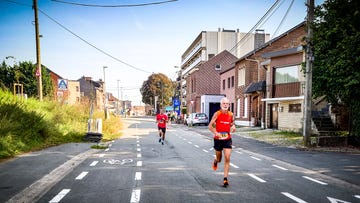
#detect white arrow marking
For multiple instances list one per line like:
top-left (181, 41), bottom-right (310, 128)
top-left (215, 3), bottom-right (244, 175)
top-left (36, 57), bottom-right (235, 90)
top-left (327, 197), bottom-right (351, 203)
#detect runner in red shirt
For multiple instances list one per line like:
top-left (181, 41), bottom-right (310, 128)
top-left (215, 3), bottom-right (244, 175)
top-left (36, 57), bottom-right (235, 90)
top-left (156, 109), bottom-right (168, 145)
top-left (208, 97), bottom-right (236, 187)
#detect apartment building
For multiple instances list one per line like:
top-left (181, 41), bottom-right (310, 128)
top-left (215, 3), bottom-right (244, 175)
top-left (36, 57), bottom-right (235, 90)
top-left (180, 28), bottom-right (269, 114)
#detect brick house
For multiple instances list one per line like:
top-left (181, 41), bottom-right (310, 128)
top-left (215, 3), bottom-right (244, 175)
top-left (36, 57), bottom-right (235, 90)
top-left (231, 22), bottom-right (306, 129)
top-left (186, 50), bottom-right (238, 114)
top-left (78, 76), bottom-right (105, 110)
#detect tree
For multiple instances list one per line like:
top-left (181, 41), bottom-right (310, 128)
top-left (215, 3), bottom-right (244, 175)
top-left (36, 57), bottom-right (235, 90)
top-left (140, 73), bottom-right (174, 111)
top-left (0, 60), bottom-right (54, 98)
top-left (312, 0), bottom-right (360, 136)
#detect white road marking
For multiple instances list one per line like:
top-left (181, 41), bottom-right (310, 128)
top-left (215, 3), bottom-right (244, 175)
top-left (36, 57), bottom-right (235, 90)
top-left (188, 141), bottom-right (192, 144)
top-left (194, 145), bottom-right (199, 148)
top-left (137, 148), bottom-right (141, 152)
top-left (327, 197), bottom-right (351, 203)
top-left (137, 153), bottom-right (142, 158)
top-left (137, 144), bottom-right (140, 147)
top-left (108, 144), bottom-right (112, 147)
top-left (135, 172), bottom-right (142, 180)
top-left (49, 189), bottom-right (71, 203)
top-left (89, 161), bottom-right (98, 166)
top-left (105, 148), bottom-right (109, 152)
top-left (355, 195), bottom-right (360, 199)
top-left (75, 171), bottom-right (88, 180)
top-left (272, 164), bottom-right (288, 171)
top-left (230, 163), bottom-right (239, 168)
top-left (137, 140), bottom-right (140, 143)
top-left (281, 192), bottom-right (308, 203)
top-left (248, 173), bottom-right (266, 183)
top-left (99, 154), bottom-right (105, 157)
top-left (203, 149), bottom-right (209, 153)
top-left (251, 156), bottom-right (261, 161)
top-left (130, 189), bottom-right (141, 203)
top-left (137, 161), bottom-right (142, 167)
top-left (234, 151), bottom-right (242, 154)
top-left (302, 176), bottom-right (328, 185)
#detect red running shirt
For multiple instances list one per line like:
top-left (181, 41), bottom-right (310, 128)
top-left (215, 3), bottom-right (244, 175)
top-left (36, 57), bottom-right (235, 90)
top-left (214, 110), bottom-right (233, 140)
top-left (156, 113), bottom-right (168, 128)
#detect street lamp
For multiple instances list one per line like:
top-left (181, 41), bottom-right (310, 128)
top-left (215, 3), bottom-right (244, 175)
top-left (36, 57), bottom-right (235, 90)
top-left (103, 66), bottom-right (108, 119)
top-left (117, 79), bottom-right (120, 115)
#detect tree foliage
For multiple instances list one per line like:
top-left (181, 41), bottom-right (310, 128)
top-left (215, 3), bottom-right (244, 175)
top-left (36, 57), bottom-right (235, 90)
top-left (0, 60), bottom-right (54, 98)
top-left (312, 0), bottom-right (360, 135)
top-left (140, 73), bottom-right (174, 110)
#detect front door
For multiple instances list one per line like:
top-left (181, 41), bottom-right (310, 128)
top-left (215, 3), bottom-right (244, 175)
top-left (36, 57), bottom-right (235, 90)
top-left (270, 103), bottom-right (278, 129)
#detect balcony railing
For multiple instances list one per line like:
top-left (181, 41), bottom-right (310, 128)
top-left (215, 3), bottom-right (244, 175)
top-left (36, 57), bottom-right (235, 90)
top-left (269, 82), bottom-right (303, 98)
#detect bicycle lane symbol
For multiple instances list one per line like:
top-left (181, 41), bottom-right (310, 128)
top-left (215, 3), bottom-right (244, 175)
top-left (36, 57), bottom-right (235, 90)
top-left (103, 159), bottom-right (133, 165)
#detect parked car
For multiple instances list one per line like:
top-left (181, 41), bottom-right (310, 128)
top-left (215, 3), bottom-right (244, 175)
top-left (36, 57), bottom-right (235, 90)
top-left (186, 113), bottom-right (209, 126)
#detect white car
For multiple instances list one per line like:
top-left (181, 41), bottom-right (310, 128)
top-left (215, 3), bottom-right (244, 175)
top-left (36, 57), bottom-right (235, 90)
top-left (186, 113), bottom-right (209, 126)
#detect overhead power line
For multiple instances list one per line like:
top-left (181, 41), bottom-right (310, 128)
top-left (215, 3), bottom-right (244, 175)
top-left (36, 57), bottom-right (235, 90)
top-left (272, 0), bottom-right (295, 38)
top-left (51, 0), bottom-right (177, 7)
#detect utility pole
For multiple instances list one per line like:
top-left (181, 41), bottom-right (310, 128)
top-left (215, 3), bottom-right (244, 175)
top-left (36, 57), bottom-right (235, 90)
top-left (33, 0), bottom-right (42, 101)
top-left (303, 0), bottom-right (314, 146)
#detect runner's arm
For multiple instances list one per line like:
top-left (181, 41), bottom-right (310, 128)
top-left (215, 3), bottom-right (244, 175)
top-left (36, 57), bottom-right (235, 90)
top-left (208, 113), bottom-right (219, 137)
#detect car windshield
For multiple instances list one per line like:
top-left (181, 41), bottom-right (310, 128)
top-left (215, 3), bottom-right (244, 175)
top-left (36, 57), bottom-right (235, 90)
top-left (196, 113), bottom-right (206, 118)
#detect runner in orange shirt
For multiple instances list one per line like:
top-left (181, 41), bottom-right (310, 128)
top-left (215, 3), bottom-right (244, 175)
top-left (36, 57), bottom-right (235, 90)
top-left (208, 97), bottom-right (236, 187)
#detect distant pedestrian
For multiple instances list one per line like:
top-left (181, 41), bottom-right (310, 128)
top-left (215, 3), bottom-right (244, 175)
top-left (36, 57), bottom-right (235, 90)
top-left (208, 97), bottom-right (236, 187)
top-left (156, 109), bottom-right (168, 145)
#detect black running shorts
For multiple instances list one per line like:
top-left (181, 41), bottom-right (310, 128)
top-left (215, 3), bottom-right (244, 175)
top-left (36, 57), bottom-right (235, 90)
top-left (213, 138), bottom-right (232, 151)
top-left (158, 127), bottom-right (166, 134)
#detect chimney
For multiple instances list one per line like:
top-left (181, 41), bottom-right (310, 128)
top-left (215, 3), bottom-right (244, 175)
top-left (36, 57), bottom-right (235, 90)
top-left (254, 29), bottom-right (265, 49)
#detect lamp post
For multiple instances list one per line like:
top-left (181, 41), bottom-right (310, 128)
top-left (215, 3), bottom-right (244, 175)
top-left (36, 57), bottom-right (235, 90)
top-left (117, 80), bottom-right (120, 115)
top-left (103, 66), bottom-right (108, 119)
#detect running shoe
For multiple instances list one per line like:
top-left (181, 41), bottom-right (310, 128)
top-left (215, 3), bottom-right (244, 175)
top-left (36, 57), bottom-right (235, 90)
top-left (162, 141), bottom-right (164, 145)
top-left (223, 179), bottom-right (229, 187)
top-left (212, 160), bottom-right (218, 171)
top-left (159, 138), bottom-right (161, 143)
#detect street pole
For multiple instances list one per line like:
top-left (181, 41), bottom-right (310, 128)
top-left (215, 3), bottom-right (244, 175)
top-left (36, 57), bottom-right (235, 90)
top-left (103, 66), bottom-right (108, 119)
top-left (33, 0), bottom-right (42, 101)
top-left (117, 80), bottom-right (120, 115)
top-left (303, 0), bottom-right (314, 146)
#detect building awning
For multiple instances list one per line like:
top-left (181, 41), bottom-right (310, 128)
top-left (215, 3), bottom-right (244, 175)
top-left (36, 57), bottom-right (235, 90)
top-left (244, 80), bottom-right (266, 94)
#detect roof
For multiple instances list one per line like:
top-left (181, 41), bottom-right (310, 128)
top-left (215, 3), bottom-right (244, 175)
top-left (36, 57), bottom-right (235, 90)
top-left (236, 21), bottom-right (306, 63)
top-left (244, 80), bottom-right (266, 94)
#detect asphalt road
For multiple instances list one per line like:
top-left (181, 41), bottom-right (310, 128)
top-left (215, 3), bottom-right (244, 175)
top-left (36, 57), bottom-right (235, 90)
top-left (0, 117), bottom-right (359, 203)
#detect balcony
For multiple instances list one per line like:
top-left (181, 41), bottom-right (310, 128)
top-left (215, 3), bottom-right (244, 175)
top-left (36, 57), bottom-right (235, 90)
top-left (269, 82), bottom-right (303, 98)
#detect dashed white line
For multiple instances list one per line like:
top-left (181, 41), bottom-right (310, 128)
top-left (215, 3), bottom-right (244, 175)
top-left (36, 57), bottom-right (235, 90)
top-left (89, 161), bottom-right (98, 166)
top-left (302, 176), bottom-right (328, 185)
top-left (137, 144), bottom-right (140, 147)
top-left (137, 148), bottom-right (141, 152)
top-left (130, 189), bottom-right (141, 203)
top-left (135, 172), bottom-right (142, 180)
top-left (137, 153), bottom-right (142, 158)
top-left (194, 145), bottom-right (199, 148)
top-left (234, 151), bottom-right (243, 154)
top-left (49, 189), bottom-right (71, 203)
top-left (75, 171), bottom-right (88, 180)
top-left (137, 161), bottom-right (142, 167)
top-left (250, 156), bottom-right (261, 161)
top-left (230, 163), bottom-right (239, 168)
top-left (248, 173), bottom-right (266, 183)
top-left (202, 149), bottom-right (209, 153)
top-left (105, 148), bottom-right (109, 152)
top-left (281, 192), bottom-right (308, 203)
top-left (188, 141), bottom-right (192, 144)
top-left (99, 154), bottom-right (105, 157)
top-left (272, 164), bottom-right (288, 171)
top-left (355, 195), bottom-right (360, 199)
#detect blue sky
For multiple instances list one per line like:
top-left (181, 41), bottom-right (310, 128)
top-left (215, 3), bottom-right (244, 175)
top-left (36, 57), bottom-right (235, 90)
top-left (0, 0), bottom-right (323, 105)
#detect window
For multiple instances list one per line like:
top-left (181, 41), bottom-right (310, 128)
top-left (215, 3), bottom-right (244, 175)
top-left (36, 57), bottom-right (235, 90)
top-left (236, 99), bottom-right (240, 118)
top-left (231, 76), bottom-right (234, 87)
top-left (222, 79), bottom-right (225, 90)
top-left (289, 103), bottom-right (301, 112)
top-left (76, 86), bottom-right (79, 92)
top-left (238, 68), bottom-right (245, 86)
top-left (243, 97), bottom-right (248, 118)
top-left (228, 78), bottom-right (230, 88)
top-left (275, 65), bottom-right (299, 84)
